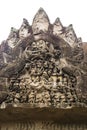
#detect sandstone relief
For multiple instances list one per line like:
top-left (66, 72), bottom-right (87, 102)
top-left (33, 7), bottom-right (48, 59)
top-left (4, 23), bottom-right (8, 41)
top-left (0, 7), bottom-right (87, 110)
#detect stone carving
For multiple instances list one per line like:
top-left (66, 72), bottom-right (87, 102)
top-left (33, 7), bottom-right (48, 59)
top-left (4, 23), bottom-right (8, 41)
top-left (0, 8), bottom-right (87, 109)
top-left (0, 121), bottom-right (87, 130)
top-left (19, 18), bottom-right (31, 38)
top-left (32, 8), bottom-right (50, 34)
top-left (53, 18), bottom-right (63, 36)
top-left (7, 27), bottom-right (19, 48)
top-left (63, 24), bottom-right (78, 46)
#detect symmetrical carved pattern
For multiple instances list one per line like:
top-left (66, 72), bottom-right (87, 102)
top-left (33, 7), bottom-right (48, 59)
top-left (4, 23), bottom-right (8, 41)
top-left (5, 40), bottom-right (77, 108)
top-left (0, 8), bottom-right (87, 110)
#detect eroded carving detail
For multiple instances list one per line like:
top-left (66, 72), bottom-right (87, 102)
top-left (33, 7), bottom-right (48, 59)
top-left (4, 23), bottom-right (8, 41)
top-left (0, 8), bottom-right (87, 109)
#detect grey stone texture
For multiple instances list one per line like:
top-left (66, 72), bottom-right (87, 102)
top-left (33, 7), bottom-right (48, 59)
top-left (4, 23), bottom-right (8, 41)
top-left (0, 9), bottom-right (87, 124)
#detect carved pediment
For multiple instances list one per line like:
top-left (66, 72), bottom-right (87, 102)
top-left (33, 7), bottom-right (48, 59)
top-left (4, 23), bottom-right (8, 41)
top-left (0, 8), bottom-right (87, 110)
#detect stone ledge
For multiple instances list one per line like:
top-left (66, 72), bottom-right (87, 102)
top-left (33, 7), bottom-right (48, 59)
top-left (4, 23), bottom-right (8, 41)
top-left (0, 105), bottom-right (87, 123)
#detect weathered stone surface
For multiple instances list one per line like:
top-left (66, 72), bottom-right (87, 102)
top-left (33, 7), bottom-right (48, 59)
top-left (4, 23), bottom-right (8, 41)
top-left (62, 24), bottom-right (78, 46)
top-left (32, 8), bottom-right (50, 34)
top-left (0, 8), bottom-right (87, 124)
top-left (0, 120), bottom-right (87, 130)
top-left (7, 27), bottom-right (19, 48)
top-left (19, 18), bottom-right (31, 39)
top-left (53, 18), bottom-right (63, 35)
